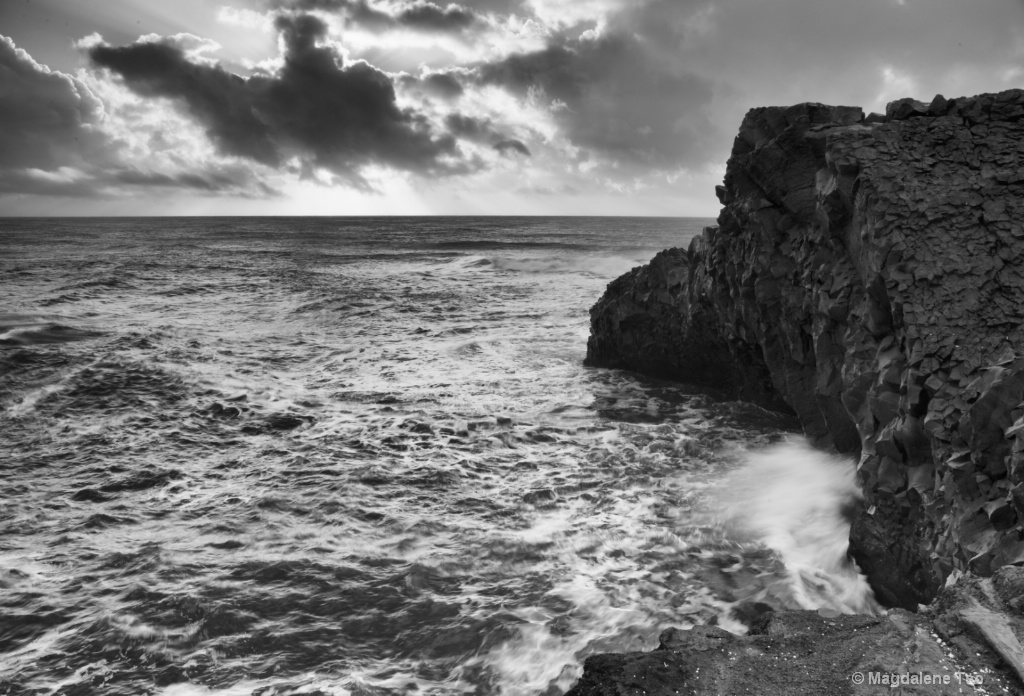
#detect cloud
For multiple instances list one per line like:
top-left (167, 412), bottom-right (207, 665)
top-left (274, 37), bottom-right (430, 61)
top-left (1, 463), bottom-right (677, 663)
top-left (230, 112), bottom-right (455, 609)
top-left (442, 113), bottom-right (529, 157)
top-left (9, 0), bottom-right (1022, 215)
top-left (614, 0), bottom-right (1024, 117)
top-left (444, 112), bottom-right (497, 139)
top-left (524, 0), bottom-right (626, 28)
top-left (0, 35), bottom-right (108, 174)
top-left (477, 31), bottom-right (716, 169)
top-left (0, 165), bottom-right (273, 199)
top-left (0, 34), bottom-right (279, 200)
top-left (135, 32), bottom-right (225, 60)
top-left (88, 13), bottom-right (467, 186)
top-left (109, 165), bottom-right (276, 197)
top-left (390, 2), bottom-right (478, 33)
top-left (398, 70), bottom-right (465, 99)
top-left (493, 138), bottom-right (530, 157)
top-left (274, 0), bottom-right (482, 35)
top-left (422, 71), bottom-right (464, 98)
top-left (465, 0), bottom-right (1024, 204)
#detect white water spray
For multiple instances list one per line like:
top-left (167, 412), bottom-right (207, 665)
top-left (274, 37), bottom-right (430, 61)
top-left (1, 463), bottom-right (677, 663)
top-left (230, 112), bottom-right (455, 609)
top-left (719, 438), bottom-right (880, 614)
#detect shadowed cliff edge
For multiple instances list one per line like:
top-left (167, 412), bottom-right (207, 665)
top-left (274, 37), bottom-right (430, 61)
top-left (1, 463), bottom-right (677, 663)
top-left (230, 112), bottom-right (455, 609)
top-left (577, 89), bottom-right (1024, 694)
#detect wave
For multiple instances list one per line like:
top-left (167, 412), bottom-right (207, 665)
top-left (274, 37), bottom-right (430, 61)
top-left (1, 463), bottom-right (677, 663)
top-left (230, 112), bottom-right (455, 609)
top-left (32, 358), bottom-right (188, 415)
top-left (59, 275), bottom-right (136, 291)
top-left (430, 240), bottom-right (590, 250)
top-left (715, 438), bottom-right (880, 615)
top-left (0, 314), bottom-right (102, 346)
top-left (439, 254), bottom-right (645, 278)
top-left (494, 255), bottom-right (643, 277)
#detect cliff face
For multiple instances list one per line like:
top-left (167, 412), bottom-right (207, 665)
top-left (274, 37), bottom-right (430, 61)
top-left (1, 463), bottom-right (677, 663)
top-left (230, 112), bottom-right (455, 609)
top-left (586, 89), bottom-right (1024, 608)
top-left (584, 248), bottom-right (794, 415)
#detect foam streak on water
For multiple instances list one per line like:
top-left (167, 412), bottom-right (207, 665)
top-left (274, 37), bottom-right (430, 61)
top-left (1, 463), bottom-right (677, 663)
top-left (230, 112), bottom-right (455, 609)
top-left (0, 217), bottom-right (870, 696)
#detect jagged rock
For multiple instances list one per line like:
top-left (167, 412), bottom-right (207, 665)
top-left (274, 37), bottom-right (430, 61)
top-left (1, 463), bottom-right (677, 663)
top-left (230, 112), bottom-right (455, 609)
top-left (566, 574), bottom-right (1024, 695)
top-left (848, 509), bottom-right (933, 610)
top-left (586, 89), bottom-right (1024, 605)
top-left (583, 247), bottom-right (793, 414)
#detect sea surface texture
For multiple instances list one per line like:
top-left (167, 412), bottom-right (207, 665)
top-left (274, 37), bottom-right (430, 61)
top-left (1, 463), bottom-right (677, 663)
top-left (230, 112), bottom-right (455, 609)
top-left (0, 217), bottom-right (873, 696)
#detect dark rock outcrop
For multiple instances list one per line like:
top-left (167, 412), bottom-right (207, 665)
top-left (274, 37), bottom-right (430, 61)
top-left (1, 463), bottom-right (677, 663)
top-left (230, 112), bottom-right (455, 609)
top-left (586, 89), bottom-right (1024, 609)
top-left (566, 570), bottom-right (1024, 696)
top-left (584, 249), bottom-right (794, 415)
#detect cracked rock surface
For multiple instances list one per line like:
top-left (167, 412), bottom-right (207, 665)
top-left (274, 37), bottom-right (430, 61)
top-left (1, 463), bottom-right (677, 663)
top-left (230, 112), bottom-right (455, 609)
top-left (566, 570), bottom-right (1024, 695)
top-left (586, 89), bottom-right (1024, 609)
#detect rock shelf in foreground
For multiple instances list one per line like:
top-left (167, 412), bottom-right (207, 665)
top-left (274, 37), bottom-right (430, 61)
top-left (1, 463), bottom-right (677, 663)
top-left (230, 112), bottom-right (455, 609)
top-left (566, 569), bottom-right (1024, 696)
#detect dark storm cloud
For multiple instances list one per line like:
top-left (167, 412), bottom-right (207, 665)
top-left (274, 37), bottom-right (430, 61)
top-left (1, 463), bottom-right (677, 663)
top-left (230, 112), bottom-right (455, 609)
top-left (88, 14), bottom-right (464, 183)
top-left (0, 35), bottom-right (107, 173)
top-left (91, 39), bottom-right (279, 164)
top-left (492, 139), bottom-right (529, 157)
top-left (0, 34), bottom-right (278, 198)
top-left (111, 167), bottom-right (277, 197)
top-left (393, 2), bottom-right (478, 32)
top-left (444, 113), bottom-right (496, 139)
top-left (467, 0), bottom-right (1023, 180)
top-left (443, 113), bottom-right (529, 156)
top-left (274, 0), bottom-right (481, 34)
top-left (478, 32), bottom-right (716, 168)
top-left (398, 71), bottom-right (464, 100)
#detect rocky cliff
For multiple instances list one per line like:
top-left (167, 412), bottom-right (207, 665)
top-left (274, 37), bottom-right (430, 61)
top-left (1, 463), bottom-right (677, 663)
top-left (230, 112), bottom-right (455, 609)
top-left (585, 89), bottom-right (1024, 610)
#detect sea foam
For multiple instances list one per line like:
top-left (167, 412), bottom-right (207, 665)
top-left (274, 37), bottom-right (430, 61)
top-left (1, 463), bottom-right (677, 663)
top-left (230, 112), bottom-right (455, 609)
top-left (718, 438), bottom-right (880, 614)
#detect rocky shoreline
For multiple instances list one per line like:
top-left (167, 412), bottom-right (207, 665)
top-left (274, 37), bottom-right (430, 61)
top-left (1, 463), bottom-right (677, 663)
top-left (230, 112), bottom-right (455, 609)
top-left (566, 568), bottom-right (1024, 696)
top-left (576, 90), bottom-right (1024, 693)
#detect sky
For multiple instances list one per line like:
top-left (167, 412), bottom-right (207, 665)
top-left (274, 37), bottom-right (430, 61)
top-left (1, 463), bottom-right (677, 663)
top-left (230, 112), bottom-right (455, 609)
top-left (1, 0), bottom-right (1023, 216)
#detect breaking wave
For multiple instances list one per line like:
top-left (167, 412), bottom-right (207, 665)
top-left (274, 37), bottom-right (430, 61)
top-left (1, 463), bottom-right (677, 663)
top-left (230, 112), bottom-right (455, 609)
top-left (717, 439), bottom-right (880, 615)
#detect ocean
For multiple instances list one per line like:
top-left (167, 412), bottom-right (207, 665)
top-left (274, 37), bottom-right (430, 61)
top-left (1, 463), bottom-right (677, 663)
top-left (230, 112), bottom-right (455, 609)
top-left (0, 217), bottom-right (876, 696)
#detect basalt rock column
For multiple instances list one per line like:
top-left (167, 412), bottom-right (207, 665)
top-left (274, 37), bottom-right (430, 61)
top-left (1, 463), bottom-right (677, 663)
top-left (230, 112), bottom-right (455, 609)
top-left (586, 90), bottom-right (1024, 608)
